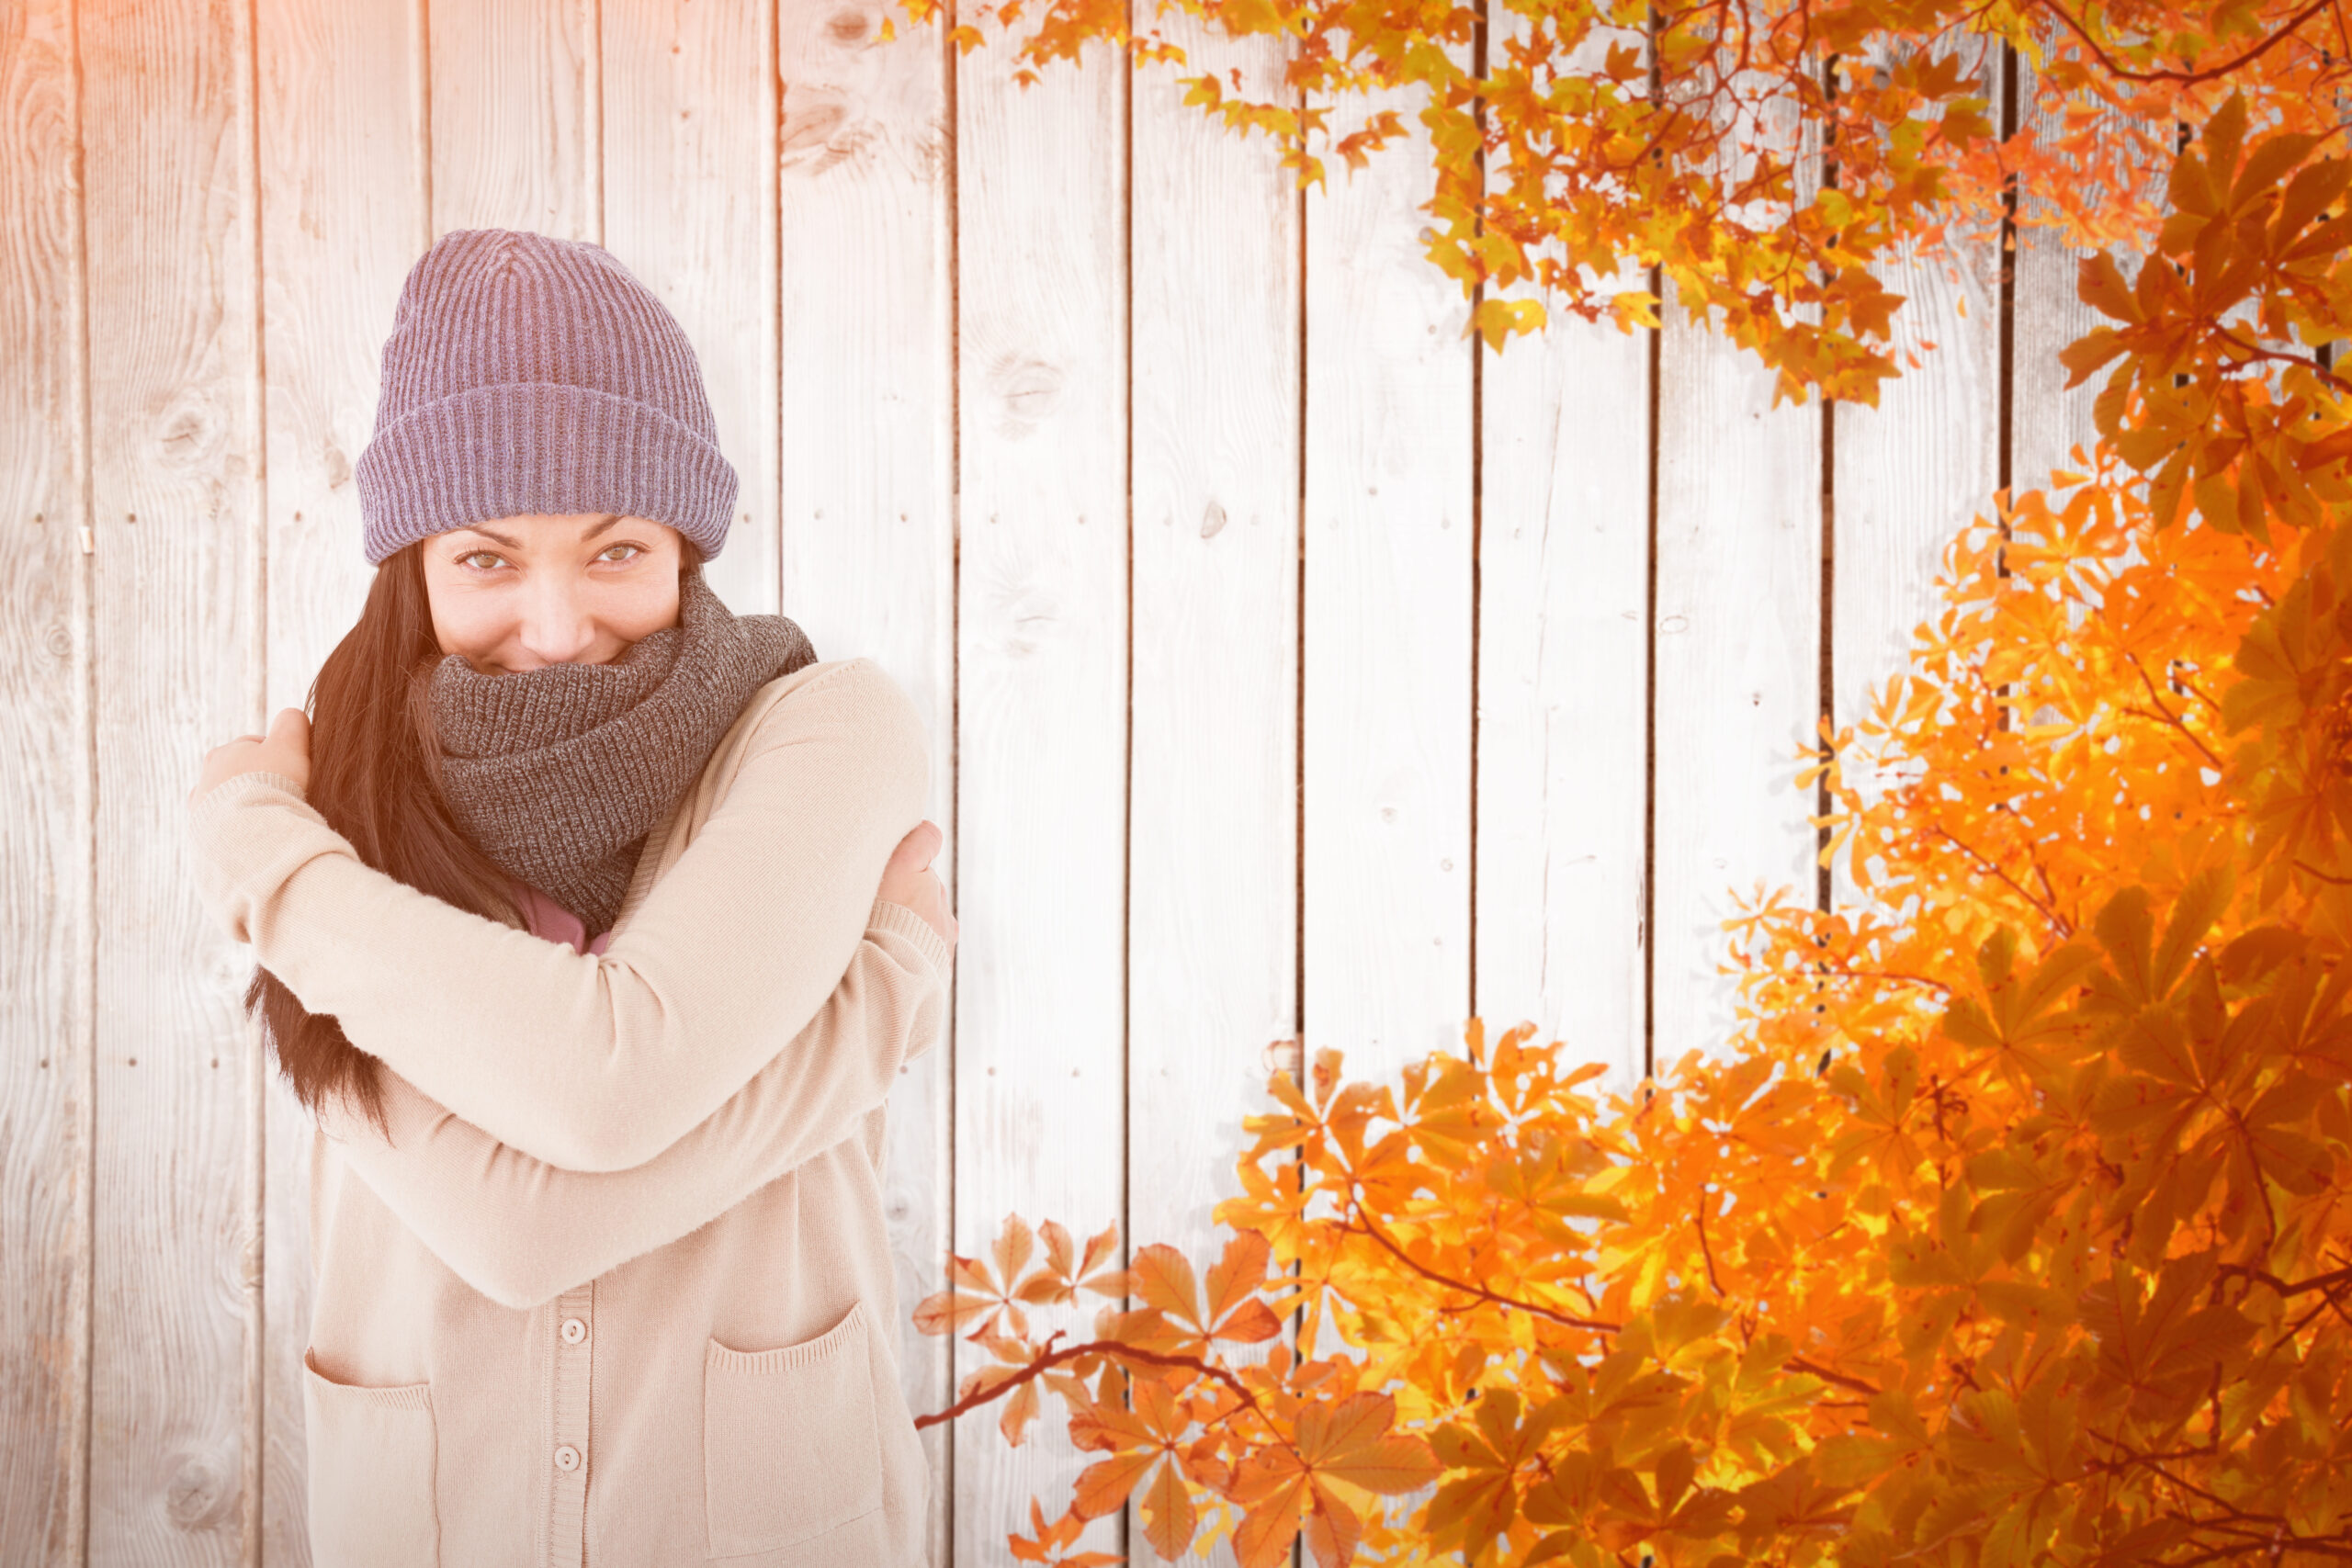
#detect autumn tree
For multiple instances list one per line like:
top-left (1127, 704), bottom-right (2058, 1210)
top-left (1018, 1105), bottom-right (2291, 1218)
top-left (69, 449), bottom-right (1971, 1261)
top-left (905, 62), bottom-right (2352, 1568)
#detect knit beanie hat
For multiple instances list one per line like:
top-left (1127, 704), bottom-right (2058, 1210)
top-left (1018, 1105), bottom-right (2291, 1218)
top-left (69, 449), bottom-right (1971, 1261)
top-left (353, 228), bottom-right (739, 566)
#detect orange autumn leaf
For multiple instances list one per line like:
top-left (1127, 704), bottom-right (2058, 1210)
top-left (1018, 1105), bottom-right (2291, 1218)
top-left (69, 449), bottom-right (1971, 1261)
top-left (1006, 1498), bottom-right (1121, 1567)
top-left (1293, 1392), bottom-right (1440, 1495)
top-left (1203, 1227), bottom-right (1270, 1323)
top-left (1138, 1456), bottom-right (1197, 1561)
top-left (1126, 1243), bottom-right (1203, 1329)
top-left (1069, 1448), bottom-right (1158, 1518)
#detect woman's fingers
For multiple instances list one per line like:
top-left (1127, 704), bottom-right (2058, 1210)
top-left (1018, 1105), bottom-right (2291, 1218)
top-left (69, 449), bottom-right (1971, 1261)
top-left (187, 705), bottom-right (315, 807)
top-left (889, 819), bottom-right (943, 871)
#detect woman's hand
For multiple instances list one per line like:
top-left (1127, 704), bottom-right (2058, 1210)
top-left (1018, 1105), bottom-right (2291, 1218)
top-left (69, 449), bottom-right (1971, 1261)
top-left (878, 819), bottom-right (956, 953)
top-left (189, 706), bottom-right (312, 807)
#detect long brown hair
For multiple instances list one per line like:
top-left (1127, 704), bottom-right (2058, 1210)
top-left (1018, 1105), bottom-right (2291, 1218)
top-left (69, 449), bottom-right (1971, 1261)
top-left (246, 533), bottom-right (703, 1139)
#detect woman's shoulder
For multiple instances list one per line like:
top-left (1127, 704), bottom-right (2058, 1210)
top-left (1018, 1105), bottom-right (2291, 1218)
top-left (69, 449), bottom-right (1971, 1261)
top-left (624, 657), bottom-right (929, 922)
top-left (715, 656), bottom-right (929, 786)
top-left (735, 655), bottom-right (920, 736)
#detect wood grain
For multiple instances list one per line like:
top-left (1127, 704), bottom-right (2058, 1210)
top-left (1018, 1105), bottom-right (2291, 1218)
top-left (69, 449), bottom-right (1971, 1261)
top-left (430, 0), bottom-right (597, 241)
top-left (1652, 87), bottom-right (1824, 1066)
top-left (1476, 299), bottom-right (1653, 1088)
top-left (605, 0), bottom-right (781, 616)
top-left (253, 0), bottom-right (433, 1556)
top-left (1476, 10), bottom-right (1653, 1092)
top-left (952, 30), bottom-right (1130, 1567)
top-left (1128, 8), bottom-right (1301, 1563)
top-left (81, 0), bottom-right (265, 1559)
top-left (0, 1), bottom-right (93, 1562)
top-left (1302, 69), bottom-right (1476, 1087)
top-left (772, 0), bottom-right (956, 1559)
top-left (1296, 50), bottom-right (1476, 1551)
top-left (2010, 50), bottom-right (2107, 493)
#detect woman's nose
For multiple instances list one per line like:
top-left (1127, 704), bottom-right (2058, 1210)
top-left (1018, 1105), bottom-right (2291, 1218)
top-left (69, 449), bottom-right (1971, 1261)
top-left (516, 580), bottom-right (599, 665)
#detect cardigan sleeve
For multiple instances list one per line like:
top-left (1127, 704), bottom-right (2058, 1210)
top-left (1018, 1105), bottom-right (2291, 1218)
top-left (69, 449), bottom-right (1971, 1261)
top-left (322, 898), bottom-right (949, 1311)
top-left (185, 657), bottom-right (932, 1171)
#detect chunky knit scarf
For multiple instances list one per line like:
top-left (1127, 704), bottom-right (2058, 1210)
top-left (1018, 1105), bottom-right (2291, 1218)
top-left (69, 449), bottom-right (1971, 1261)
top-left (425, 567), bottom-right (815, 934)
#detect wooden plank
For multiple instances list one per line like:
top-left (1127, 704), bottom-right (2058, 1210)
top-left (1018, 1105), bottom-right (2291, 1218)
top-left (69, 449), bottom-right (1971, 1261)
top-left (1127, 7), bottom-right (1300, 1564)
top-left (1302, 76), bottom-right (1476, 1088)
top-left (604, 0), bottom-right (780, 616)
top-left (1651, 90), bottom-right (1824, 1066)
top-left (1828, 45), bottom-right (2003, 913)
top-left (951, 28), bottom-right (1129, 1565)
top-left (254, 0), bottom-right (433, 1557)
top-left (1475, 11), bottom-right (1653, 1091)
top-left (1298, 50), bottom-right (1475, 1559)
top-left (81, 0), bottom-right (265, 1559)
top-left (770, 1), bottom-right (956, 1561)
top-left (0, 1), bottom-right (93, 1562)
top-left (429, 0), bottom-right (597, 240)
top-left (1476, 301), bottom-right (1652, 1089)
top-left (2009, 50), bottom-right (2105, 494)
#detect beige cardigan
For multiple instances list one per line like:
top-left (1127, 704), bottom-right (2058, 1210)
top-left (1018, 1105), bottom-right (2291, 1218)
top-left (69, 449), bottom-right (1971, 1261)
top-left (186, 658), bottom-right (950, 1568)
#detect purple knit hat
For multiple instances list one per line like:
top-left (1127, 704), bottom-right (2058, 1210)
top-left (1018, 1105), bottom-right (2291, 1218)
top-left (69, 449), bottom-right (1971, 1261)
top-left (353, 229), bottom-right (739, 565)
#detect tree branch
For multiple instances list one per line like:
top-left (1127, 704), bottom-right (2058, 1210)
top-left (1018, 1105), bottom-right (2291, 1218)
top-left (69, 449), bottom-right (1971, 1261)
top-left (2030, 0), bottom-right (2337, 85)
top-left (914, 1334), bottom-right (1265, 1432)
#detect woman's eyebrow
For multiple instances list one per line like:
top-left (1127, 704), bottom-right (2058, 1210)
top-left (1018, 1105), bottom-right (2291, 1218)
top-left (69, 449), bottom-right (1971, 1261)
top-left (450, 514), bottom-right (624, 550)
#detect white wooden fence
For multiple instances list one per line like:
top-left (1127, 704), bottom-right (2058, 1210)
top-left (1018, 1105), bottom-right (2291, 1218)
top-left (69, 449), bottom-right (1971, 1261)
top-left (0, 0), bottom-right (2099, 1563)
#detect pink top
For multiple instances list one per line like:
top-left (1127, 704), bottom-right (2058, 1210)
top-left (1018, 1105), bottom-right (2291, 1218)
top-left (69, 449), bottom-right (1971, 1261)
top-left (507, 880), bottom-right (613, 956)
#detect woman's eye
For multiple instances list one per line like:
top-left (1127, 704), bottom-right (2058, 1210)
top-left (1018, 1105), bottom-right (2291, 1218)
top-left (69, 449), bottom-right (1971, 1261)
top-left (599, 543), bottom-right (645, 564)
top-left (458, 551), bottom-right (504, 570)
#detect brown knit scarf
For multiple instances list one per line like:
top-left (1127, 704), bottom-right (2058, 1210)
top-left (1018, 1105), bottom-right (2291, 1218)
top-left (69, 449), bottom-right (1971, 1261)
top-left (424, 566), bottom-right (816, 933)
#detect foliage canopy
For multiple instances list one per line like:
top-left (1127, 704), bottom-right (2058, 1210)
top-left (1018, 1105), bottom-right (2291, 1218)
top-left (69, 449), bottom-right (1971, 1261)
top-left (903, 0), bottom-right (2352, 1554)
top-left (909, 0), bottom-right (2352, 400)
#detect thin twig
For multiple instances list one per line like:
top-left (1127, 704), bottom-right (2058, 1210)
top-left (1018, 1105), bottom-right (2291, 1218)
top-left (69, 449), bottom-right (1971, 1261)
top-left (914, 1334), bottom-right (1262, 1430)
top-left (2032, 0), bottom-right (2336, 86)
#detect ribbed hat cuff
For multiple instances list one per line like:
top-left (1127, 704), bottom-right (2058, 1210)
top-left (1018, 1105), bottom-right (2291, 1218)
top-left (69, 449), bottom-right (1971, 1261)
top-left (354, 381), bottom-right (739, 565)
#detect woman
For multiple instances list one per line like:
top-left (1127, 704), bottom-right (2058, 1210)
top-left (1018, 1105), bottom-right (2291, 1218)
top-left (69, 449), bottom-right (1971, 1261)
top-left (182, 229), bottom-right (953, 1567)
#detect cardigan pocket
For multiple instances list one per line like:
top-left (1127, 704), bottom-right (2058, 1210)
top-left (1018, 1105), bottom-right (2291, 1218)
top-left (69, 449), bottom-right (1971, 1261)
top-left (703, 1300), bottom-right (886, 1557)
top-left (299, 1349), bottom-right (440, 1568)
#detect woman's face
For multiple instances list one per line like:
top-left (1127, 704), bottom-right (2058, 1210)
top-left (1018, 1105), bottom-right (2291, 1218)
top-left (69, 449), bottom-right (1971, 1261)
top-left (423, 513), bottom-right (684, 673)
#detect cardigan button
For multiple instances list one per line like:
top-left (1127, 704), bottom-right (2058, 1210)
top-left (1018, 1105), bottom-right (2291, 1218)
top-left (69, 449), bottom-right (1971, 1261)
top-left (560, 1316), bottom-right (588, 1346)
top-left (554, 1443), bottom-right (582, 1473)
